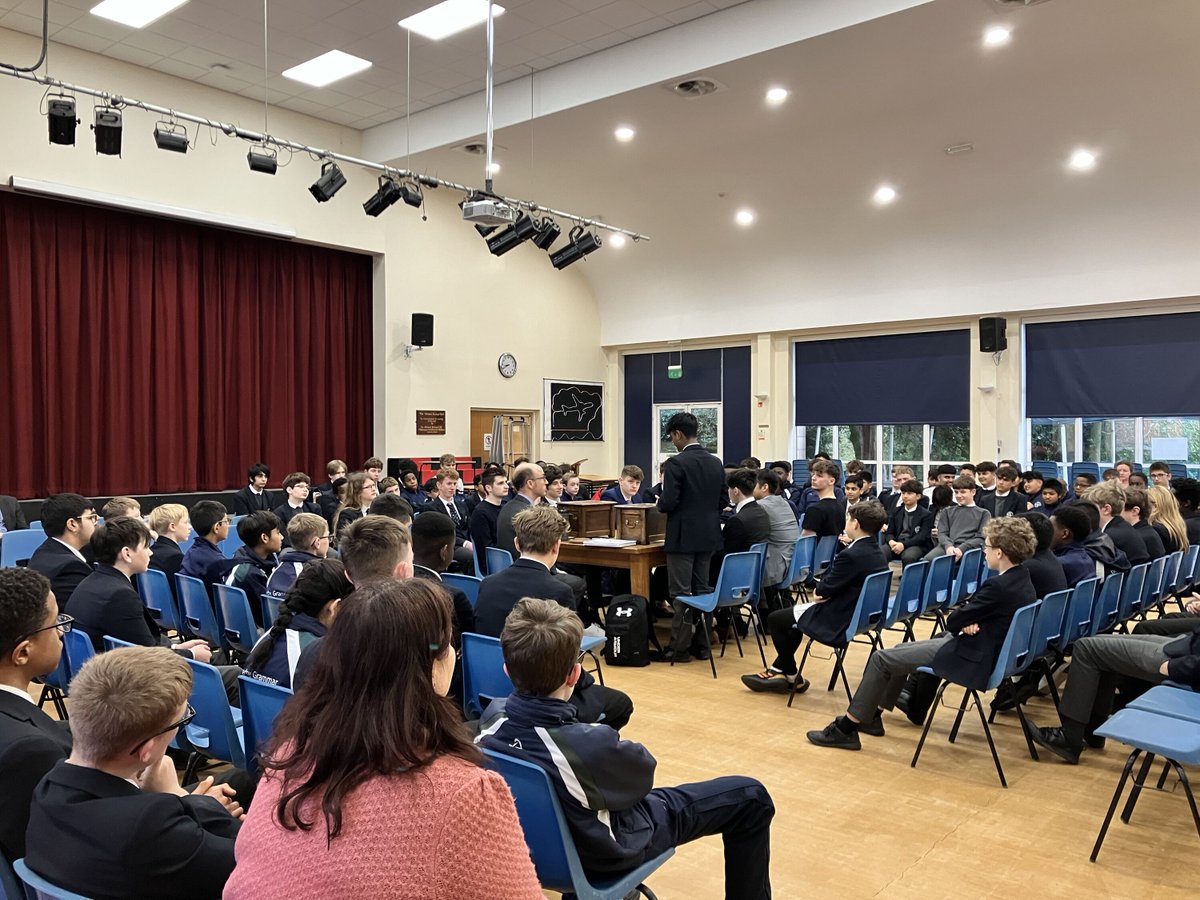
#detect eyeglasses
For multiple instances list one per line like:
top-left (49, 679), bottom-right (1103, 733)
top-left (73, 513), bottom-right (100, 524)
top-left (129, 703), bottom-right (196, 754)
top-left (19, 614), bottom-right (73, 641)
top-left (318, 534), bottom-right (333, 542)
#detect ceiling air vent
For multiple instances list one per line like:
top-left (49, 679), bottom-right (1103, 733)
top-left (462, 141), bottom-right (506, 155)
top-left (666, 77), bottom-right (723, 99)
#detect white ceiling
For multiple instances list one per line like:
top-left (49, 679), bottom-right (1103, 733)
top-left (0, 0), bottom-right (749, 128)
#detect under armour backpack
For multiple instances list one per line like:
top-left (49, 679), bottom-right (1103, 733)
top-left (604, 594), bottom-right (650, 667)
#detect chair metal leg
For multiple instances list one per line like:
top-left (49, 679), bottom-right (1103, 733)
top-left (948, 687), bottom-right (971, 744)
top-left (634, 883), bottom-right (661, 900)
top-left (585, 650), bottom-right (605, 686)
top-left (910, 680), bottom-right (948, 770)
top-left (1156, 760), bottom-right (1172, 791)
top-left (705, 613), bottom-right (717, 679)
top-left (787, 638), bottom-right (814, 708)
top-left (748, 606), bottom-right (768, 669)
top-left (1091, 748), bottom-right (1143, 862)
top-left (969, 688), bottom-right (1007, 788)
top-left (1121, 752), bottom-right (1157, 824)
top-left (730, 614), bottom-right (745, 659)
top-left (796, 637), bottom-right (813, 679)
top-left (1013, 697), bottom-right (1039, 762)
top-left (1172, 762), bottom-right (1200, 840)
top-left (827, 648), bottom-right (844, 693)
top-left (837, 651), bottom-right (853, 703)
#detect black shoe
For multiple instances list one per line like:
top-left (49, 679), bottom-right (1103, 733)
top-left (858, 714), bottom-right (885, 738)
top-left (895, 693), bottom-right (927, 727)
top-left (1084, 734), bottom-right (1106, 750)
top-left (806, 720), bottom-right (861, 750)
top-left (1028, 724), bottom-right (1082, 764)
top-left (740, 670), bottom-right (795, 693)
top-left (691, 645), bottom-right (711, 661)
top-left (649, 649), bottom-right (692, 664)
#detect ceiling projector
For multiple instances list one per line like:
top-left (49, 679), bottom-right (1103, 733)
top-left (461, 191), bottom-right (518, 226)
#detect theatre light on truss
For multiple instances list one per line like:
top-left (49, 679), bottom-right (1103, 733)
top-left (153, 121), bottom-right (188, 153)
top-left (549, 225), bottom-right (601, 269)
top-left (92, 106), bottom-right (122, 156)
top-left (486, 214), bottom-right (538, 256)
top-left (309, 161), bottom-right (346, 202)
top-left (47, 95), bottom-right (78, 146)
top-left (531, 217), bottom-right (560, 251)
top-left (363, 175), bottom-right (403, 216)
top-left (247, 144), bottom-right (278, 174)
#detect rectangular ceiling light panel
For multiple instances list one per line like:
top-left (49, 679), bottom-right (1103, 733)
top-left (90, 0), bottom-right (190, 29)
top-left (282, 49), bottom-right (373, 88)
top-left (399, 0), bottom-right (505, 41)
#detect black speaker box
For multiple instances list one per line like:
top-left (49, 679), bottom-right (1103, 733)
top-left (979, 316), bottom-right (1007, 353)
top-left (412, 313), bottom-right (434, 347)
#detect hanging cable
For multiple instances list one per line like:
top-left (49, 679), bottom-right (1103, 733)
top-left (0, 0), bottom-right (49, 73)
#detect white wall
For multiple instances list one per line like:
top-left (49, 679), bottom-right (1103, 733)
top-left (0, 28), bottom-right (617, 474)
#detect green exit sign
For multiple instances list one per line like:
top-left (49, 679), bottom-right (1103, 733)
top-left (667, 365), bottom-right (683, 380)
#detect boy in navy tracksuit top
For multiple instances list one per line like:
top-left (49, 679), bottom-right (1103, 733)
top-left (477, 599), bottom-right (774, 898)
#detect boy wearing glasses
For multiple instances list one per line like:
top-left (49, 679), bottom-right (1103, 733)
top-left (27, 493), bottom-right (98, 611)
top-left (0, 568), bottom-right (74, 861)
top-left (25, 647), bottom-right (244, 898)
top-left (263, 513), bottom-right (332, 609)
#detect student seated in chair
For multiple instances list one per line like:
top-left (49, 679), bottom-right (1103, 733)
top-left (978, 465), bottom-right (1028, 519)
top-left (885, 479), bottom-right (934, 564)
top-left (1173, 476), bottom-right (1200, 546)
top-left (842, 473), bottom-right (866, 511)
top-left (1020, 471), bottom-right (1045, 507)
top-left (923, 476), bottom-right (990, 563)
top-left (1050, 504), bottom-right (1101, 586)
top-left (1122, 486), bottom-right (1166, 560)
top-left (272, 472), bottom-right (321, 541)
top-left (1070, 471), bottom-right (1098, 502)
top-left (232, 462), bottom-right (275, 516)
top-left (741, 501), bottom-right (889, 695)
top-left (1083, 482), bottom-right (1149, 566)
top-left (224, 511), bottom-right (283, 627)
top-left (600, 465), bottom-right (645, 505)
top-left (26, 647), bottom-right (244, 899)
top-left (148, 503), bottom-right (191, 597)
top-left (807, 517), bottom-right (1038, 750)
top-left (469, 468), bottom-right (510, 571)
top-left (1034, 477), bottom-right (1065, 514)
top-left (363, 456), bottom-right (385, 485)
top-left (478, 598), bottom-right (774, 899)
top-left (367, 492), bottom-right (414, 528)
top-left (27, 493), bottom-right (98, 612)
top-left (101, 496), bottom-right (141, 522)
top-left (262, 512), bottom-right (331, 607)
top-left (398, 469), bottom-right (429, 512)
top-left (562, 469), bottom-right (586, 503)
top-left (180, 500), bottom-right (237, 589)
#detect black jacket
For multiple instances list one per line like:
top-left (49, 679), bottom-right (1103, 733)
top-left (149, 535), bottom-right (185, 595)
top-left (26, 761), bottom-right (240, 899)
top-left (428, 496), bottom-right (472, 546)
top-left (1164, 627), bottom-right (1200, 688)
top-left (27, 538), bottom-right (93, 612)
top-left (886, 503), bottom-right (934, 552)
top-left (469, 500), bottom-right (504, 572)
top-left (722, 501), bottom-right (772, 555)
top-left (979, 491), bottom-right (1029, 519)
top-left (1104, 517), bottom-right (1150, 567)
top-left (231, 486), bottom-right (275, 517)
top-left (1133, 519), bottom-right (1167, 560)
top-left (1024, 548), bottom-right (1069, 598)
top-left (932, 564), bottom-right (1037, 690)
top-left (657, 444), bottom-right (725, 554)
top-left (0, 494), bottom-right (27, 532)
top-left (66, 564), bottom-right (177, 654)
top-left (1084, 529), bottom-right (1131, 576)
top-left (475, 558), bottom-right (575, 638)
top-left (0, 691), bottom-right (72, 859)
top-left (495, 494), bottom-right (537, 563)
top-left (796, 537), bottom-right (889, 646)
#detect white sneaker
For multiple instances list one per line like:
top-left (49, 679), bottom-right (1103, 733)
top-left (582, 624), bottom-right (607, 639)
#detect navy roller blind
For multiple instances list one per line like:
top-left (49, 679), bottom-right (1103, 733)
top-left (794, 330), bottom-right (970, 425)
top-left (1026, 312), bottom-right (1200, 418)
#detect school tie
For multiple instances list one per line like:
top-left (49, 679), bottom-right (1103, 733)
top-left (445, 501), bottom-right (461, 524)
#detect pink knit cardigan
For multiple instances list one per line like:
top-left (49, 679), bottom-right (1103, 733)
top-left (223, 753), bottom-right (543, 899)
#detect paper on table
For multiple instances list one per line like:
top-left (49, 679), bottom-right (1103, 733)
top-left (584, 537), bottom-right (637, 547)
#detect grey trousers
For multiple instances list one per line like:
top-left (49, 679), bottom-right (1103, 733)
top-left (666, 552), bottom-right (712, 652)
top-left (1058, 633), bottom-right (1169, 727)
top-left (1133, 613), bottom-right (1200, 637)
top-left (847, 635), bottom-right (951, 722)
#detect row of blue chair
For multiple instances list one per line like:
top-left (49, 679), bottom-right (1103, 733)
top-left (0, 519), bottom-right (245, 571)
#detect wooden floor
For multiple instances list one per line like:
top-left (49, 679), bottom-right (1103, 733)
top-left (580, 614), bottom-right (1199, 899)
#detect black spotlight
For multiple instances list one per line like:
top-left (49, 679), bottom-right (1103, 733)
top-left (363, 176), bottom-right (403, 217)
top-left (309, 161), bottom-right (346, 202)
top-left (531, 217), bottom-right (561, 251)
top-left (399, 183), bottom-right (423, 208)
top-left (486, 214), bottom-right (539, 256)
top-left (247, 145), bottom-right (278, 174)
top-left (153, 122), bottom-right (189, 154)
top-left (474, 224), bottom-right (497, 238)
top-left (47, 96), bottom-right (78, 146)
top-left (550, 226), bottom-right (602, 270)
top-left (92, 107), bottom-right (122, 156)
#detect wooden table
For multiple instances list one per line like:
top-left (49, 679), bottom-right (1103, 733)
top-left (556, 540), bottom-right (666, 598)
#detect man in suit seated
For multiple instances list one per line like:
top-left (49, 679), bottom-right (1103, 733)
top-left (147, 503), bottom-right (191, 597)
top-left (807, 517), bottom-right (1038, 749)
top-left (1083, 482), bottom-right (1149, 566)
top-left (742, 501), bottom-right (890, 695)
top-left (0, 568), bottom-right (73, 862)
top-left (25, 647), bottom-right (244, 898)
top-left (180, 500), bottom-right (237, 589)
top-left (885, 479), bottom-right (934, 564)
top-left (0, 491), bottom-right (27, 534)
top-left (427, 467), bottom-right (475, 573)
top-left (474, 505), bottom-right (632, 730)
top-left (27, 493), bottom-right (97, 612)
top-left (600, 465), bottom-right (646, 505)
top-left (231, 462), bottom-right (275, 516)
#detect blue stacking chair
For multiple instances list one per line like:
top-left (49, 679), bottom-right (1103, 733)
top-left (102, 635), bottom-right (136, 651)
top-left (1179, 545), bottom-right (1200, 597)
top-left (219, 518), bottom-right (246, 559)
top-left (175, 574), bottom-right (220, 645)
top-left (35, 637), bottom-right (72, 720)
top-left (1089, 572), bottom-right (1124, 636)
top-left (213, 583), bottom-right (262, 660)
top-left (486, 547), bottom-right (514, 574)
top-left (176, 533), bottom-right (196, 554)
top-left (1060, 577), bottom-right (1100, 650)
top-left (62, 628), bottom-right (95, 683)
top-left (719, 545), bottom-right (768, 669)
top-left (1032, 460), bottom-right (1060, 480)
top-left (461, 632), bottom-right (513, 719)
top-left (13, 859), bottom-right (90, 900)
top-left (911, 601), bottom-right (1041, 788)
top-left (990, 589), bottom-right (1070, 722)
top-left (1090, 708), bottom-right (1200, 860)
top-left (0, 528), bottom-right (44, 568)
top-left (181, 656), bottom-right (245, 777)
top-left (812, 534), bottom-right (838, 578)
top-left (916, 553), bottom-right (955, 630)
top-left (1168, 462), bottom-right (1189, 481)
top-left (934, 548), bottom-right (983, 634)
top-left (791, 459), bottom-right (809, 487)
top-left (878, 560), bottom-right (927, 644)
top-left (1115, 563), bottom-right (1149, 630)
top-left (777, 535), bottom-right (815, 603)
top-left (676, 552), bottom-right (762, 678)
top-left (238, 675), bottom-right (293, 777)
top-left (484, 750), bottom-right (674, 900)
top-left (1138, 556), bottom-right (1167, 617)
top-left (1128, 684), bottom-right (1200, 722)
top-left (1162, 550), bottom-right (1188, 608)
top-left (1070, 462), bottom-right (1101, 482)
top-left (789, 569), bottom-right (892, 706)
top-left (1, 852), bottom-right (25, 900)
top-left (442, 572), bottom-right (483, 607)
top-left (261, 592), bottom-right (282, 628)
top-left (137, 568), bottom-right (183, 635)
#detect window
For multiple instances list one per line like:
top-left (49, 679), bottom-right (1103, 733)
top-left (1026, 415), bottom-right (1199, 476)
top-left (791, 423), bottom-right (969, 482)
top-left (656, 403), bottom-right (721, 459)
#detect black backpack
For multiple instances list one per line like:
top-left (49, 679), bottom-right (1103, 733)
top-left (604, 594), bottom-right (651, 667)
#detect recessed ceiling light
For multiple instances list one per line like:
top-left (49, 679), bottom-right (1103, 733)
top-left (735, 208), bottom-right (755, 227)
top-left (487, 162), bottom-right (501, 174)
top-left (90, 0), bottom-right (189, 29)
top-left (282, 50), bottom-right (372, 88)
top-left (983, 25), bottom-right (1011, 47)
top-left (614, 125), bottom-right (635, 142)
top-left (1068, 148), bottom-right (1097, 171)
top-left (872, 185), bottom-right (897, 206)
top-left (400, 0), bottom-right (505, 41)
top-left (609, 233), bottom-right (627, 248)
top-left (765, 86), bottom-right (789, 105)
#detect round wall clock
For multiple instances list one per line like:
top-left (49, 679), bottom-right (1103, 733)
top-left (498, 352), bottom-right (518, 378)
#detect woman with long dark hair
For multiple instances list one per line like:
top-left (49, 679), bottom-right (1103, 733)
top-left (223, 579), bottom-right (541, 898)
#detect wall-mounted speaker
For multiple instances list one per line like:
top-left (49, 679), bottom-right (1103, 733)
top-left (979, 316), bottom-right (1007, 353)
top-left (412, 313), bottom-right (434, 347)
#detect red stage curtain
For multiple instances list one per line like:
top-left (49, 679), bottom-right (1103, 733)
top-left (0, 191), bottom-right (373, 498)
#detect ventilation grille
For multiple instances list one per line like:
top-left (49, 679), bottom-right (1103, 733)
top-left (665, 77), bottom-right (724, 98)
